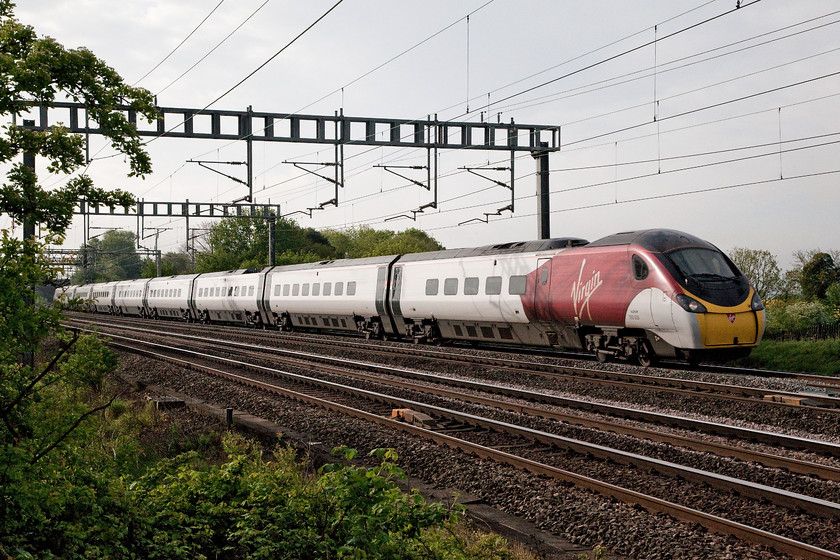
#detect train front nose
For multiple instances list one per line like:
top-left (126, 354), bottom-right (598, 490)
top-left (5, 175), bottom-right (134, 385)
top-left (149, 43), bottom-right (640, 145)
top-left (697, 309), bottom-right (763, 347)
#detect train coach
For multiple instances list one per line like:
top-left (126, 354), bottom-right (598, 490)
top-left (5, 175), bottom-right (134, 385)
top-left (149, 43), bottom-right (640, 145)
top-left (58, 228), bottom-right (765, 365)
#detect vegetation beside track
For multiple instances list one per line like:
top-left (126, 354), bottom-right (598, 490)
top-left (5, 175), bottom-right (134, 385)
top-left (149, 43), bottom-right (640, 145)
top-left (734, 338), bottom-right (840, 376)
top-left (2, 365), bottom-right (537, 560)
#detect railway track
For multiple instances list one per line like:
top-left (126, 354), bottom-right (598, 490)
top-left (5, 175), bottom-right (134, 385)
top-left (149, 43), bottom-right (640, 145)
top-left (67, 313), bottom-right (840, 409)
top-left (68, 316), bottom-right (840, 559)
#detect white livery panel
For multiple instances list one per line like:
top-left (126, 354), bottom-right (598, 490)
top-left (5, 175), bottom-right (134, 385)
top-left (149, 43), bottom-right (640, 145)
top-left (113, 278), bottom-right (151, 316)
top-left (194, 270), bottom-right (263, 325)
top-left (147, 274), bottom-right (198, 320)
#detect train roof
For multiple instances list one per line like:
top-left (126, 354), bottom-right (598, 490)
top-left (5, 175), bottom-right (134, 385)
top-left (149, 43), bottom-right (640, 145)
top-left (586, 229), bottom-right (717, 252)
top-left (396, 237), bottom-right (589, 262)
top-left (265, 254), bottom-right (400, 273)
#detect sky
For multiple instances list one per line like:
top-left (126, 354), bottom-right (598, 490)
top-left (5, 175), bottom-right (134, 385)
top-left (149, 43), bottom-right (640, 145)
top-left (7, 0), bottom-right (840, 271)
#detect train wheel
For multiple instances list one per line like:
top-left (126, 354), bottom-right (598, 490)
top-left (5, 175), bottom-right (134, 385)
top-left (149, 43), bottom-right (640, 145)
top-left (637, 342), bottom-right (656, 368)
top-left (595, 351), bottom-right (611, 364)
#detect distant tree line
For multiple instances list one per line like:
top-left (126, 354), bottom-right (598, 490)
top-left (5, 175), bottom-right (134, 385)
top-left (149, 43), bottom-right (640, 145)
top-left (729, 247), bottom-right (840, 339)
top-left (70, 213), bottom-right (445, 282)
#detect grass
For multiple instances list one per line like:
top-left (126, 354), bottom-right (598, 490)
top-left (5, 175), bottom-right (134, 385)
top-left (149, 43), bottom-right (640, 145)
top-left (734, 338), bottom-right (840, 375)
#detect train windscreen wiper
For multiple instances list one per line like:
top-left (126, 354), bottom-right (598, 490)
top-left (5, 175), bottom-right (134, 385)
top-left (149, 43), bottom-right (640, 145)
top-left (686, 273), bottom-right (737, 283)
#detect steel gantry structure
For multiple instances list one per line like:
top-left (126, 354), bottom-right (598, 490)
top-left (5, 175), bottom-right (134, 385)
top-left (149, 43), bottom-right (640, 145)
top-left (25, 102), bottom-right (562, 238)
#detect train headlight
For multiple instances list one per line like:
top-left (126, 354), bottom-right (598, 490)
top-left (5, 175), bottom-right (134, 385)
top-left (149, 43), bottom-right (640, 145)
top-left (750, 291), bottom-right (764, 311)
top-left (675, 294), bottom-right (707, 313)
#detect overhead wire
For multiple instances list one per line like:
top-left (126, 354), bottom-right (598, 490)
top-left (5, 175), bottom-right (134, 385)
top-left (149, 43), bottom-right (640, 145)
top-left (132, 0), bottom-right (226, 86)
top-left (248, 0), bottom-right (777, 211)
top-left (155, 0), bottom-right (271, 96)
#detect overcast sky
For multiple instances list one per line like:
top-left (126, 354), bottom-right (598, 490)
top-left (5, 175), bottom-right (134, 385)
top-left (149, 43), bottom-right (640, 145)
top-left (8, 0), bottom-right (840, 270)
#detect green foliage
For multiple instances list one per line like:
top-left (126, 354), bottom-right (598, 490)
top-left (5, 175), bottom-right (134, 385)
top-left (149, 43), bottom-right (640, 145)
top-left (70, 229), bottom-right (143, 283)
top-left (323, 226), bottom-right (444, 259)
top-left (142, 251), bottom-right (194, 278)
top-left (728, 247), bottom-right (783, 301)
top-left (763, 299), bottom-right (834, 335)
top-left (0, 3), bottom-right (157, 236)
top-left (827, 283), bottom-right (840, 321)
top-left (195, 212), bottom-right (334, 273)
top-left (123, 438), bottom-right (461, 560)
top-left (801, 252), bottom-right (839, 300)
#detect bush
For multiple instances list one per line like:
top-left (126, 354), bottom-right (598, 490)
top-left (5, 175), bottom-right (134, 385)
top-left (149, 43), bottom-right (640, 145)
top-left (764, 299), bottom-right (834, 335)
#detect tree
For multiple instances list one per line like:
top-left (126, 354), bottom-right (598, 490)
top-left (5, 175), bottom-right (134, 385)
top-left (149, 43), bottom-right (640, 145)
top-left (70, 229), bottom-right (142, 283)
top-left (323, 226), bottom-right (444, 258)
top-left (0, 3), bottom-right (157, 554)
top-left (728, 247), bottom-right (783, 301)
top-left (801, 252), bottom-right (839, 300)
top-left (195, 212), bottom-right (334, 272)
top-left (142, 250), bottom-right (193, 278)
top-left (0, 1), bottom-right (156, 233)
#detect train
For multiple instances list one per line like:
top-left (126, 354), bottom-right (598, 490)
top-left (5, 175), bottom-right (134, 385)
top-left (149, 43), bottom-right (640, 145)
top-left (56, 228), bottom-right (765, 366)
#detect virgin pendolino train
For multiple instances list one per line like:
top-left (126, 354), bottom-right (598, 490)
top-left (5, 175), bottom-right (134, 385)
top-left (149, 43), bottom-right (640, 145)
top-left (58, 229), bottom-right (765, 366)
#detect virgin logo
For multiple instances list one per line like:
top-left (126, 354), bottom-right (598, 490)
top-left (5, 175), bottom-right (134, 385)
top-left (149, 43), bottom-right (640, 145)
top-left (572, 259), bottom-right (603, 320)
top-left (727, 313), bottom-right (736, 324)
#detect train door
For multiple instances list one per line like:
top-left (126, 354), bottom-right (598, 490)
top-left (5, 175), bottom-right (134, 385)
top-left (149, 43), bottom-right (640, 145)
top-left (534, 257), bottom-right (552, 321)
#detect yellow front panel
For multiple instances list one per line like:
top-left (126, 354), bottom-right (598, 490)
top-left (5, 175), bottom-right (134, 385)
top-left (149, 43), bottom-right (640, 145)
top-left (698, 311), bottom-right (759, 346)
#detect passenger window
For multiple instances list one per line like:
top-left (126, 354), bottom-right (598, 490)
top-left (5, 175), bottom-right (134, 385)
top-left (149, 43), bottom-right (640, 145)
top-left (274, 285), bottom-right (281, 296)
top-left (228, 287), bottom-right (234, 297)
top-left (283, 284), bottom-right (290, 296)
top-left (312, 283), bottom-right (320, 296)
top-left (444, 278), bottom-right (458, 295)
top-left (485, 276), bottom-right (502, 295)
top-left (323, 282), bottom-right (331, 296)
top-left (335, 282), bottom-right (344, 296)
top-left (633, 255), bottom-right (649, 281)
top-left (215, 287), bottom-right (220, 297)
top-left (292, 284), bottom-right (300, 296)
top-left (425, 278), bottom-right (439, 296)
top-left (540, 266), bottom-right (549, 285)
top-left (248, 286), bottom-right (254, 297)
top-left (464, 277), bottom-right (479, 295)
top-left (302, 283), bottom-right (310, 296)
top-left (347, 281), bottom-right (356, 296)
top-left (234, 286), bottom-right (240, 296)
top-left (509, 275), bottom-right (527, 295)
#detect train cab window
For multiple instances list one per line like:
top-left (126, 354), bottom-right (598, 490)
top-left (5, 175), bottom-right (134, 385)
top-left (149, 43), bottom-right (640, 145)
top-left (485, 276), bottom-right (502, 295)
top-left (248, 286), bottom-right (254, 297)
top-left (464, 277), bottom-right (479, 295)
top-left (633, 255), bottom-right (649, 281)
top-left (302, 283), bottom-right (310, 296)
top-left (509, 275), bottom-right (527, 295)
top-left (283, 284), bottom-right (290, 296)
top-left (292, 284), bottom-right (300, 296)
top-left (347, 282), bottom-right (357, 296)
top-left (425, 278), bottom-right (439, 296)
top-left (323, 282), bottom-right (332, 296)
top-left (444, 278), bottom-right (458, 295)
top-left (312, 283), bottom-right (320, 296)
top-left (335, 282), bottom-right (344, 296)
